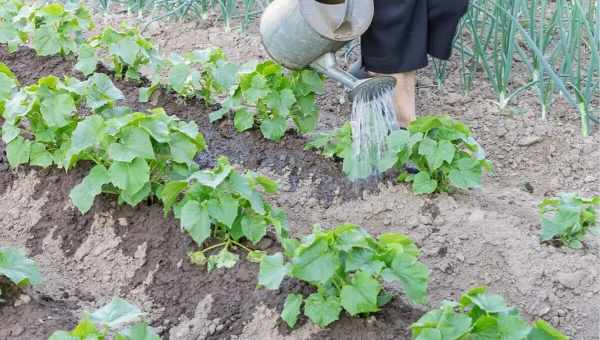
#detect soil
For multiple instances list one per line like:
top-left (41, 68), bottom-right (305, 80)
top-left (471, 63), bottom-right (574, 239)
top-left (1, 10), bottom-right (600, 340)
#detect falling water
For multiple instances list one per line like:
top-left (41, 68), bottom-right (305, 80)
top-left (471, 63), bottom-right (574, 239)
top-left (347, 87), bottom-right (399, 181)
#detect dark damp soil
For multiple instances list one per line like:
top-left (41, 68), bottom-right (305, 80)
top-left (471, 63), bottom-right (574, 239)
top-left (0, 296), bottom-right (76, 340)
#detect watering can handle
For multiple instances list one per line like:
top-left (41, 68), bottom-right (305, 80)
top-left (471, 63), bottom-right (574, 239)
top-left (334, 0), bottom-right (354, 32)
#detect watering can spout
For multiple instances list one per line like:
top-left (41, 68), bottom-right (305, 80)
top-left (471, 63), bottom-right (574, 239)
top-left (311, 53), bottom-right (396, 100)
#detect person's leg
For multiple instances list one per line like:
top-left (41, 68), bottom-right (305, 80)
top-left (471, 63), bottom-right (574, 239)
top-left (391, 71), bottom-right (417, 127)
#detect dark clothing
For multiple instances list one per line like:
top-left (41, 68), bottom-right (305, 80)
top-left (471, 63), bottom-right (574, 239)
top-left (361, 0), bottom-right (470, 74)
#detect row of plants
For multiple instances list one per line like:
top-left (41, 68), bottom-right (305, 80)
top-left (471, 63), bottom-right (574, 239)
top-left (308, 116), bottom-right (493, 195)
top-left (0, 0), bottom-right (324, 143)
top-left (0, 244), bottom-right (569, 339)
top-left (0, 61), bottom-right (286, 270)
top-left (450, 0), bottom-right (600, 136)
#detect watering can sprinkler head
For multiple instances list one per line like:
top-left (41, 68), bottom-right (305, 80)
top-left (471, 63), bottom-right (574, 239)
top-left (310, 53), bottom-right (396, 101)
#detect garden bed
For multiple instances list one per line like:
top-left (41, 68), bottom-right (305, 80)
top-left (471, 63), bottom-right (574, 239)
top-left (1, 14), bottom-right (599, 340)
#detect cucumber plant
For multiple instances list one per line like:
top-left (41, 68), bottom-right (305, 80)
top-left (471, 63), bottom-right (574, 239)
top-left (162, 156), bottom-right (289, 271)
top-left (383, 116), bottom-right (492, 194)
top-left (0, 62), bottom-right (18, 115)
top-left (305, 122), bottom-right (358, 177)
top-left (84, 26), bottom-right (161, 80)
top-left (27, 2), bottom-right (93, 57)
top-left (539, 193), bottom-right (600, 249)
top-left (140, 47), bottom-right (238, 104)
top-left (48, 297), bottom-right (160, 340)
top-left (0, 0), bottom-right (28, 52)
top-left (1, 73), bottom-right (124, 169)
top-left (258, 224), bottom-right (429, 328)
top-left (0, 247), bottom-right (42, 302)
top-left (66, 107), bottom-right (206, 213)
top-left (210, 61), bottom-right (323, 141)
top-left (411, 287), bottom-right (567, 339)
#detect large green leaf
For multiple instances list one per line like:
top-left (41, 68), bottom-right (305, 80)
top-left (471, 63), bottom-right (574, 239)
top-left (227, 172), bottom-right (265, 215)
top-left (233, 108), bottom-right (254, 132)
top-left (160, 181), bottom-right (188, 214)
top-left (0, 247), bottom-right (42, 286)
top-left (258, 253), bottom-right (289, 289)
top-left (6, 136), bottom-right (31, 167)
top-left (30, 142), bottom-right (53, 168)
top-left (110, 37), bottom-right (140, 65)
top-left (119, 323), bottom-right (160, 340)
top-left (168, 132), bottom-right (197, 165)
top-left (207, 195), bottom-right (239, 227)
top-left (69, 115), bottom-right (105, 155)
top-left (281, 294), bottom-right (303, 328)
top-left (411, 306), bottom-right (472, 340)
top-left (90, 297), bottom-right (143, 328)
top-left (32, 26), bottom-right (61, 56)
top-left (40, 93), bottom-right (76, 128)
top-left (418, 138), bottom-right (456, 171)
top-left (465, 292), bottom-right (511, 314)
top-left (109, 158), bottom-right (150, 195)
top-left (180, 200), bottom-right (211, 245)
top-left (340, 271), bottom-right (381, 316)
top-left (189, 159), bottom-right (232, 188)
top-left (108, 127), bottom-right (155, 162)
top-left (381, 253), bottom-right (429, 304)
top-left (69, 165), bottom-right (110, 213)
top-left (168, 63), bottom-right (191, 93)
top-left (76, 44), bottom-right (98, 76)
top-left (241, 214), bottom-right (267, 244)
top-left (412, 172), bottom-right (438, 195)
top-left (260, 116), bottom-right (288, 141)
top-left (449, 158), bottom-right (482, 190)
top-left (303, 293), bottom-right (341, 328)
top-left (290, 237), bottom-right (339, 284)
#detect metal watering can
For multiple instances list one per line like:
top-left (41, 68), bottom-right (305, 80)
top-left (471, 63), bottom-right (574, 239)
top-left (260, 0), bottom-right (396, 99)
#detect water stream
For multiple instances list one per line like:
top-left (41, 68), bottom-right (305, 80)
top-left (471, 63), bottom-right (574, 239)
top-left (347, 87), bottom-right (399, 180)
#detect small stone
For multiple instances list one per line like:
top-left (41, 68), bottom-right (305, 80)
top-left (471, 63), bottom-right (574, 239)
top-left (176, 259), bottom-right (183, 269)
top-left (518, 136), bottom-right (544, 147)
top-left (418, 215), bottom-right (432, 225)
top-left (13, 294), bottom-right (31, 307)
top-left (522, 182), bottom-right (534, 193)
top-left (584, 176), bottom-right (595, 183)
top-left (11, 325), bottom-right (24, 336)
top-left (556, 271), bottom-right (586, 289)
top-left (118, 218), bottom-right (128, 226)
top-left (456, 253), bottom-right (465, 262)
top-left (557, 309), bottom-right (567, 317)
top-left (256, 237), bottom-right (273, 250)
top-left (539, 305), bottom-right (551, 316)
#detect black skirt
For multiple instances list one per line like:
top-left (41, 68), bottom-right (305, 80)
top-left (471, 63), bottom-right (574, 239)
top-left (361, 0), bottom-right (470, 74)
